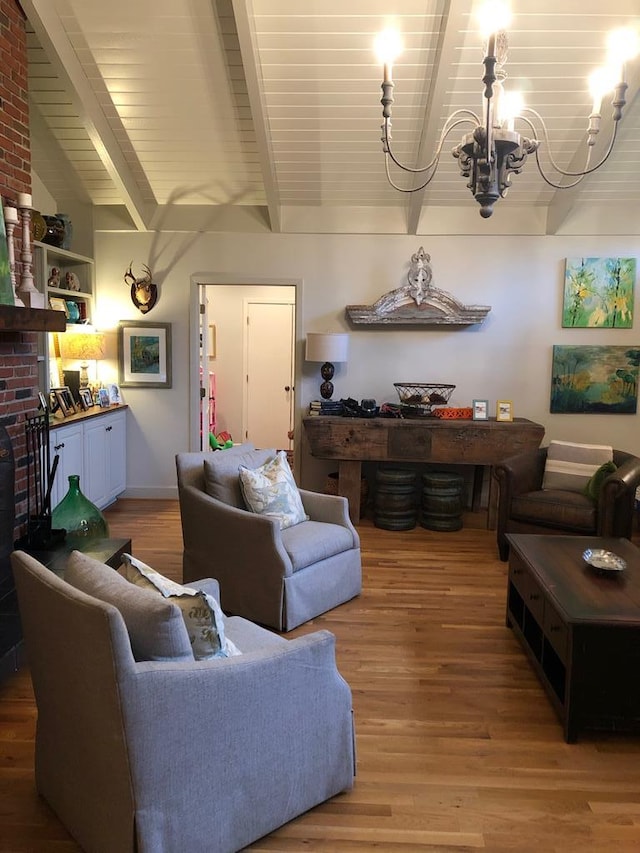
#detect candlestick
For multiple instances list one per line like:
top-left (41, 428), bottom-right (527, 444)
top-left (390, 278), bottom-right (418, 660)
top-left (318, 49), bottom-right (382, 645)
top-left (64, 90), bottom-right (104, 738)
top-left (3, 207), bottom-right (23, 307)
top-left (17, 201), bottom-right (44, 308)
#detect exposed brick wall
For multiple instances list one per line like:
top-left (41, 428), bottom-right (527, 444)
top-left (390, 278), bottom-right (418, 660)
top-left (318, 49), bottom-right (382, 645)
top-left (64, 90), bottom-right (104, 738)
top-left (0, 0), bottom-right (36, 540)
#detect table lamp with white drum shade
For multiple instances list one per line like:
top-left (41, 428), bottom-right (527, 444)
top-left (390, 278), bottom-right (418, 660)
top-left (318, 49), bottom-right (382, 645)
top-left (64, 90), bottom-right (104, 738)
top-left (305, 332), bottom-right (349, 400)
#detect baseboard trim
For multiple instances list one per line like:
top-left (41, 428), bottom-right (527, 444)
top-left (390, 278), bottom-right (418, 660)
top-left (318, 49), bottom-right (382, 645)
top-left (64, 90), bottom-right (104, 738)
top-left (120, 487), bottom-right (178, 500)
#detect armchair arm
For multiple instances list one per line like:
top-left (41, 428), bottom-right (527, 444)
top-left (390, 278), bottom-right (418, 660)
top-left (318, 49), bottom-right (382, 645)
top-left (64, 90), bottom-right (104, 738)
top-left (121, 631), bottom-right (355, 850)
top-left (598, 455), bottom-right (640, 537)
top-left (493, 448), bottom-right (547, 500)
top-left (299, 489), bottom-right (360, 548)
top-left (178, 484), bottom-right (293, 624)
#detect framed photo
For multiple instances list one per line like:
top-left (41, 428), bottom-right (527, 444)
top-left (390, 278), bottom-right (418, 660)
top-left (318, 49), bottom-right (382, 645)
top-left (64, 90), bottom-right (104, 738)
top-left (49, 296), bottom-right (68, 315)
top-left (108, 383), bottom-right (123, 405)
top-left (98, 388), bottom-right (110, 408)
top-left (496, 400), bottom-right (513, 422)
top-left (52, 386), bottom-right (76, 417)
top-left (118, 321), bottom-right (172, 388)
top-left (37, 390), bottom-right (48, 412)
top-left (78, 388), bottom-right (94, 410)
top-left (472, 399), bottom-right (488, 420)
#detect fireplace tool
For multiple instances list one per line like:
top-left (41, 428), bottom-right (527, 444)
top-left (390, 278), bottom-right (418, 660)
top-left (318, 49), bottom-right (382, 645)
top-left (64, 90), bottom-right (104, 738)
top-left (16, 411), bottom-right (65, 549)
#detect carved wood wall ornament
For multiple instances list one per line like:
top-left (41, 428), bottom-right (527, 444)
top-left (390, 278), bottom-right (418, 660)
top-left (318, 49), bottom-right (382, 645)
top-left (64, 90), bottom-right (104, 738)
top-left (346, 247), bottom-right (491, 326)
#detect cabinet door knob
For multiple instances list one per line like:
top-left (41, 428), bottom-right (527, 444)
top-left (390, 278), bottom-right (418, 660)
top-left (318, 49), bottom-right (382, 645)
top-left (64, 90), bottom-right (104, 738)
top-left (106, 426), bottom-right (112, 432)
top-left (284, 386), bottom-right (291, 392)
top-left (54, 442), bottom-right (64, 451)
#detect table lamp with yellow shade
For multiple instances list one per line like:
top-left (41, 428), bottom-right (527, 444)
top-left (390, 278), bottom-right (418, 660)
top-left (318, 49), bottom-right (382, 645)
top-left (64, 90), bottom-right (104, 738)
top-left (58, 329), bottom-right (106, 389)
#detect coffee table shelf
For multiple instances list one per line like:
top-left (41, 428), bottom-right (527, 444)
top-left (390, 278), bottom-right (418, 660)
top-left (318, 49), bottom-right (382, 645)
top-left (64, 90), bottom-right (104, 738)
top-left (506, 533), bottom-right (640, 742)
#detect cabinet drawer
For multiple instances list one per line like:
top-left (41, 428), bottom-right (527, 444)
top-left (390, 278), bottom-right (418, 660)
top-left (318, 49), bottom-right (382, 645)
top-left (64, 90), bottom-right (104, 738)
top-left (544, 599), bottom-right (568, 661)
top-left (509, 558), bottom-right (544, 622)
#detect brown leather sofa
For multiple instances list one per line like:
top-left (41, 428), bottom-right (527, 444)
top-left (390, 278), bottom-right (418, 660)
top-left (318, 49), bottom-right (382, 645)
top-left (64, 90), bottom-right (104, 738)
top-left (494, 447), bottom-right (640, 561)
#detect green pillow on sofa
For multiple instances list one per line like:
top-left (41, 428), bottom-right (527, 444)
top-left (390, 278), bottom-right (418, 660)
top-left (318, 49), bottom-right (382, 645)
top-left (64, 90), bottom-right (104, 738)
top-left (583, 460), bottom-right (617, 502)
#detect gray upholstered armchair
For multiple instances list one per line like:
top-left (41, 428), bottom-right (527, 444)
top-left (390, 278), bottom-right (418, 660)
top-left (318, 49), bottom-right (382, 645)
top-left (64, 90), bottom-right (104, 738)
top-left (494, 446), bottom-right (640, 561)
top-left (176, 445), bottom-right (361, 631)
top-left (12, 550), bottom-right (355, 853)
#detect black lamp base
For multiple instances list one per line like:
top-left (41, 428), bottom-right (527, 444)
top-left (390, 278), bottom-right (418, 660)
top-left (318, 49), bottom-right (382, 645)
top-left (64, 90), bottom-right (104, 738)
top-left (319, 362), bottom-right (335, 400)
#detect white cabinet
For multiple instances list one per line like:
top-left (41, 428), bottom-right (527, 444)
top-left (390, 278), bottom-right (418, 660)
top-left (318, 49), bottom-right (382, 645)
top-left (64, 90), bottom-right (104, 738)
top-left (49, 409), bottom-right (127, 512)
top-left (83, 410), bottom-right (127, 509)
top-left (49, 422), bottom-right (84, 510)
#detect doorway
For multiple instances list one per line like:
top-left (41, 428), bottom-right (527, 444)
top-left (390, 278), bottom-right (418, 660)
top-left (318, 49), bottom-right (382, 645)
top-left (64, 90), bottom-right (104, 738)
top-left (189, 277), bottom-right (300, 458)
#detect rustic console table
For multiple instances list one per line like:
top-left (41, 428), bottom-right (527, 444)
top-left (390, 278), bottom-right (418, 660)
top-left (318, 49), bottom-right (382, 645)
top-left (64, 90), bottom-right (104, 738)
top-left (302, 416), bottom-right (545, 526)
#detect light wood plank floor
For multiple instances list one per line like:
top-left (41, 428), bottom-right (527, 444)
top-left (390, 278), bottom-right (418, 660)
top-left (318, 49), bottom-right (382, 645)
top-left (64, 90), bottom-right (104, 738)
top-left (2, 500), bottom-right (640, 852)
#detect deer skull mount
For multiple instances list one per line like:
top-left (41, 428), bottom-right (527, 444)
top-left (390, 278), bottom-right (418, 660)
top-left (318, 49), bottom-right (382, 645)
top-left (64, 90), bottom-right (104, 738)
top-left (124, 263), bottom-right (158, 314)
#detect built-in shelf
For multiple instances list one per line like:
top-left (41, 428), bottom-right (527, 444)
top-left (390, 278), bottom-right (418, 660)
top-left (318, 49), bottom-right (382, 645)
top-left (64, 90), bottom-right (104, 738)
top-left (0, 305), bottom-right (66, 333)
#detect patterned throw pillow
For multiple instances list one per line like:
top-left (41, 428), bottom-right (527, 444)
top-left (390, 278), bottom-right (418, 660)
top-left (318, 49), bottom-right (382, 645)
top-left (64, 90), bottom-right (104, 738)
top-left (239, 450), bottom-right (309, 530)
top-left (119, 554), bottom-right (241, 660)
top-left (542, 440), bottom-right (613, 493)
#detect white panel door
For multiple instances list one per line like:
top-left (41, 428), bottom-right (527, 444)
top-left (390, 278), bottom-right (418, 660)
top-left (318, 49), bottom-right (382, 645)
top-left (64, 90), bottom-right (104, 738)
top-left (243, 301), bottom-right (294, 449)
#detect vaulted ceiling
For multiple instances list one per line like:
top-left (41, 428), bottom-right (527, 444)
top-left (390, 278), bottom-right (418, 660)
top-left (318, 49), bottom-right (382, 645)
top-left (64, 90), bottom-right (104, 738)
top-left (21, 0), bottom-right (640, 235)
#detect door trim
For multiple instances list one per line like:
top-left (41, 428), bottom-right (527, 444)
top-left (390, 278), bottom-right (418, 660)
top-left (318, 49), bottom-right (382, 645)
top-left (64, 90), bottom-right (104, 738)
top-left (189, 275), bottom-right (304, 469)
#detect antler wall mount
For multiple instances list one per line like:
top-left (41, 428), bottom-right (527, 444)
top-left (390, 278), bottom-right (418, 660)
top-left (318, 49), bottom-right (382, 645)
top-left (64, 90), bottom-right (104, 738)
top-left (124, 263), bottom-right (157, 314)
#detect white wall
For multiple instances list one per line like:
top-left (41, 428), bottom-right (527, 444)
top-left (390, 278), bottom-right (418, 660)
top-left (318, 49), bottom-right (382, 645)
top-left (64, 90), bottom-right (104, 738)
top-left (93, 230), bottom-right (640, 497)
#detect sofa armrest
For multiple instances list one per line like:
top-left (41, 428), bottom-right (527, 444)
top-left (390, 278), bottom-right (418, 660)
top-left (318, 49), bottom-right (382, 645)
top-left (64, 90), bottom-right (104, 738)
top-left (299, 489), bottom-right (360, 548)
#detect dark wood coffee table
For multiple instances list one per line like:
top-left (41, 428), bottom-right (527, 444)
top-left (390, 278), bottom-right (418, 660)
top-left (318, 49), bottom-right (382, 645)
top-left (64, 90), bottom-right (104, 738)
top-left (506, 533), bottom-right (640, 742)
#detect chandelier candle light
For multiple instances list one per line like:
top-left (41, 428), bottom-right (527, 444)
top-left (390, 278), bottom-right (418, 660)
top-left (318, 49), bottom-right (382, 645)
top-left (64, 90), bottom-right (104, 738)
top-left (376, 2), bottom-right (639, 217)
top-left (305, 333), bottom-right (349, 400)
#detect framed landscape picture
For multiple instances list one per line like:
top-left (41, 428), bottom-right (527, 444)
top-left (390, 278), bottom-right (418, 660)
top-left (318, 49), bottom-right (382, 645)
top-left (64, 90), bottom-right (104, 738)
top-left (562, 257), bottom-right (635, 328)
top-left (118, 321), bottom-right (172, 388)
top-left (550, 344), bottom-right (640, 414)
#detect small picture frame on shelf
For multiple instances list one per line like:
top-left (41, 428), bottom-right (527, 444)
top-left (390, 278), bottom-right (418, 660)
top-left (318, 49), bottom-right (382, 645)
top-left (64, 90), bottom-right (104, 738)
top-left (472, 399), bottom-right (489, 420)
top-left (52, 386), bottom-right (76, 417)
top-left (496, 400), bottom-right (514, 422)
top-left (78, 388), bottom-right (94, 410)
top-left (49, 296), bottom-right (68, 314)
top-left (108, 383), bottom-right (123, 405)
top-left (98, 388), bottom-right (110, 408)
top-left (37, 391), bottom-right (48, 413)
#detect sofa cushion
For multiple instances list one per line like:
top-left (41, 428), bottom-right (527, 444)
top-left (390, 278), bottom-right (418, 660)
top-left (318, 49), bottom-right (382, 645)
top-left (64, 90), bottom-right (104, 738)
top-left (119, 554), bottom-right (241, 660)
top-left (584, 460), bottom-right (617, 502)
top-left (281, 520), bottom-right (355, 571)
top-left (65, 551), bottom-right (194, 663)
top-left (542, 440), bottom-right (613, 493)
top-left (511, 489), bottom-right (597, 533)
top-left (239, 450), bottom-right (309, 530)
top-left (203, 443), bottom-right (274, 507)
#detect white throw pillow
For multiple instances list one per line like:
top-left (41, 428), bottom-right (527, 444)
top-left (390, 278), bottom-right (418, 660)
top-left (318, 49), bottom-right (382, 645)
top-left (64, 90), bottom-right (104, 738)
top-left (239, 450), bottom-right (309, 530)
top-left (542, 440), bottom-right (613, 493)
top-left (119, 554), bottom-right (240, 660)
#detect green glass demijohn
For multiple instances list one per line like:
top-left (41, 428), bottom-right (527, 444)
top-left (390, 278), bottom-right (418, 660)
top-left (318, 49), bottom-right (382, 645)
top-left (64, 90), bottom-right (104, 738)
top-left (52, 474), bottom-right (109, 543)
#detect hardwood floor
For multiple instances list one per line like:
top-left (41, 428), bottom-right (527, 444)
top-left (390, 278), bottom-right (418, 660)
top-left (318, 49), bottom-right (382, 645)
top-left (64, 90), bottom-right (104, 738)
top-left (3, 499), bottom-right (640, 852)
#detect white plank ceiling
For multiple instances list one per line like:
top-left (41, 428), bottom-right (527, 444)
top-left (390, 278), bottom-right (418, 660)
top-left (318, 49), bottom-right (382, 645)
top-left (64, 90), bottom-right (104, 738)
top-left (20, 0), bottom-right (640, 235)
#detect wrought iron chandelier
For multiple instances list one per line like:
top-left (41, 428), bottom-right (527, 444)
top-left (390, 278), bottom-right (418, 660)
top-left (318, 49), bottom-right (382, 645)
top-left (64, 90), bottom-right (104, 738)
top-left (376, 3), bottom-right (639, 218)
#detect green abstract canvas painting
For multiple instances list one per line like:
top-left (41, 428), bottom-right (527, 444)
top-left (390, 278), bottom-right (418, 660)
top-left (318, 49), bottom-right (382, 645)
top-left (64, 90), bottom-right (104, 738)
top-left (550, 345), bottom-right (640, 414)
top-left (562, 257), bottom-right (635, 328)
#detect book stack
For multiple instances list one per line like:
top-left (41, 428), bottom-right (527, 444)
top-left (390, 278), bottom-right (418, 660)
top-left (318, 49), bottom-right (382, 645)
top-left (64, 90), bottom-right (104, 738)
top-left (308, 400), bottom-right (344, 416)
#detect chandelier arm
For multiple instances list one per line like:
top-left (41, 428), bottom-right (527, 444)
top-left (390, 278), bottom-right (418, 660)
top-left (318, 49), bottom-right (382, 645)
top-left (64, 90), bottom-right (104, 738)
top-left (520, 109), bottom-right (620, 177)
top-left (383, 111), bottom-right (480, 175)
top-left (384, 154), bottom-right (439, 193)
top-left (533, 149), bottom-right (588, 190)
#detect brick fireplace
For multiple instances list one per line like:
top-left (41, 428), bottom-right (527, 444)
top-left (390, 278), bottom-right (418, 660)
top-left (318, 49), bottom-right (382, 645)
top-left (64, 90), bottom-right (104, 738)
top-left (0, 0), bottom-right (37, 543)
